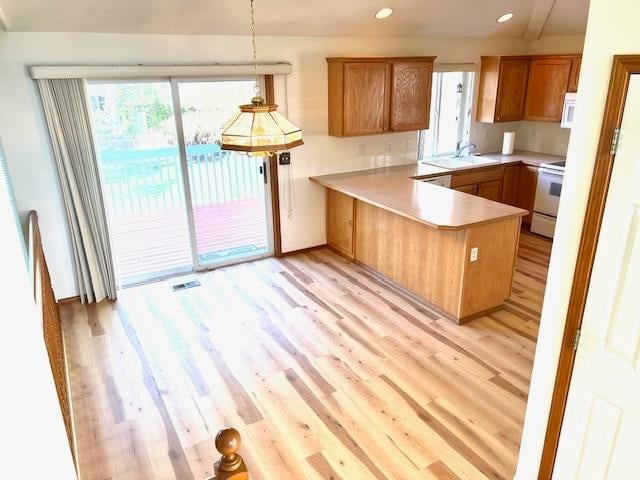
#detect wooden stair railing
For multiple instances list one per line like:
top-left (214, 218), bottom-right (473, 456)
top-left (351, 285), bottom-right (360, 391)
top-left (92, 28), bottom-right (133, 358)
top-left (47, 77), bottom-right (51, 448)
top-left (210, 428), bottom-right (249, 480)
top-left (28, 211), bottom-right (76, 462)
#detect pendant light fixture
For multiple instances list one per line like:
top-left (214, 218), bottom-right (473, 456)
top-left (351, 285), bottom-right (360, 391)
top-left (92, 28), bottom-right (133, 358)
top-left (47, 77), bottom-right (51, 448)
top-left (219, 0), bottom-right (303, 156)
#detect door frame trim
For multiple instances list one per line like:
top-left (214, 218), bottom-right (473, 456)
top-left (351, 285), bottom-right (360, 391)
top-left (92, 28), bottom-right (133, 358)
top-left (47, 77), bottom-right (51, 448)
top-left (170, 78), bottom-right (201, 270)
top-left (264, 75), bottom-right (284, 257)
top-left (539, 54), bottom-right (640, 478)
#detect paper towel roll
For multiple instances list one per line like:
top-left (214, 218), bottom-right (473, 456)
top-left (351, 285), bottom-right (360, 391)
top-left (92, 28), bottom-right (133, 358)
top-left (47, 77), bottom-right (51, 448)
top-left (502, 131), bottom-right (516, 155)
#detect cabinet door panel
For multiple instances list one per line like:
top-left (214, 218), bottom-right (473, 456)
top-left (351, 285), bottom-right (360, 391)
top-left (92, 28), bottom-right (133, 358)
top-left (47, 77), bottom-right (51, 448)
top-left (568, 56), bottom-right (582, 93)
top-left (516, 165), bottom-right (538, 225)
top-left (502, 165), bottom-right (520, 205)
top-left (477, 180), bottom-right (503, 202)
top-left (525, 58), bottom-right (572, 122)
top-left (327, 190), bottom-right (355, 258)
top-left (451, 167), bottom-right (504, 188)
top-left (495, 58), bottom-right (530, 122)
top-left (343, 62), bottom-right (390, 135)
top-left (453, 184), bottom-right (477, 195)
top-left (390, 61), bottom-right (433, 131)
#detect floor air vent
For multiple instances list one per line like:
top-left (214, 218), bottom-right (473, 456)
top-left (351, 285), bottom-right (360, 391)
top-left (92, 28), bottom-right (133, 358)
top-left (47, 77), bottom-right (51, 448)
top-left (171, 280), bottom-right (201, 292)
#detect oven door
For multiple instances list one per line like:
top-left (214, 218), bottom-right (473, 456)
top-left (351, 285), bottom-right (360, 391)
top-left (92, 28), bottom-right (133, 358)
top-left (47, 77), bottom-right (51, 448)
top-left (534, 168), bottom-right (563, 217)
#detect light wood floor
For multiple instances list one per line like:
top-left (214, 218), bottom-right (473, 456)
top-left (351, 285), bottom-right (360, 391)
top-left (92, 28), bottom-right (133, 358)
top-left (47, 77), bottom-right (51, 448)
top-left (62, 231), bottom-right (551, 480)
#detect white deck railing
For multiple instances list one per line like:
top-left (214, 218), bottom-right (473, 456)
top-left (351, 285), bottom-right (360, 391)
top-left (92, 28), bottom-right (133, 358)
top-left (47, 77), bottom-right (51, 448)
top-left (99, 145), bottom-right (264, 215)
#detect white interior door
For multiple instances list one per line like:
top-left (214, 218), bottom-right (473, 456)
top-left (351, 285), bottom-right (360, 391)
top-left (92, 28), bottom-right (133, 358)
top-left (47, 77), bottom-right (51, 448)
top-left (553, 75), bottom-right (640, 478)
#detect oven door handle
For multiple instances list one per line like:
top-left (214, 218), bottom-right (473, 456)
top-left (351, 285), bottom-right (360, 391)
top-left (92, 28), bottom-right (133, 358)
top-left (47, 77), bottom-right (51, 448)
top-left (539, 167), bottom-right (565, 176)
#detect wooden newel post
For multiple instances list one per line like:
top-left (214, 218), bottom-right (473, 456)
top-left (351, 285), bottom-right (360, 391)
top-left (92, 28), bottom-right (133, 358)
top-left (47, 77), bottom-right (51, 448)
top-left (213, 428), bottom-right (249, 480)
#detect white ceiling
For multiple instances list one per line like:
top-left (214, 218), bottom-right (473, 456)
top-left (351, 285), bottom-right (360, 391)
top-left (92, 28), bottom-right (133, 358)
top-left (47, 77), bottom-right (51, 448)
top-left (0, 0), bottom-right (589, 38)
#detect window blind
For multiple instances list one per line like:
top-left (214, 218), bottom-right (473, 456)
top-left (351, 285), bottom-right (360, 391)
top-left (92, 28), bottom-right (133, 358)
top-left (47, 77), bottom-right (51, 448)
top-left (0, 139), bottom-right (27, 262)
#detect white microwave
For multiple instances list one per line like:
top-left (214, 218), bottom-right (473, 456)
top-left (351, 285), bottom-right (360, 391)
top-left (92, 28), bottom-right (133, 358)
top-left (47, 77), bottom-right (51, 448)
top-left (561, 92), bottom-right (577, 129)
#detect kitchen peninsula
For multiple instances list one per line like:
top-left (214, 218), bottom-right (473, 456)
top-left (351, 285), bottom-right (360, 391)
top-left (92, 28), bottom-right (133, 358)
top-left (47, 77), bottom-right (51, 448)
top-left (310, 160), bottom-right (529, 323)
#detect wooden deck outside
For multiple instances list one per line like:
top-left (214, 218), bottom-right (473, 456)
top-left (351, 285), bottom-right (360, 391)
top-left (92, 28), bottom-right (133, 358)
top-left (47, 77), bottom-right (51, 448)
top-left (109, 198), bottom-right (268, 283)
top-left (62, 232), bottom-right (552, 480)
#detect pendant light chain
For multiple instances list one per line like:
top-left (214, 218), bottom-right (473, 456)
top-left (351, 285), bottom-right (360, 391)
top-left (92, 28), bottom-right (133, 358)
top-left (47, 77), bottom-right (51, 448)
top-left (219, 0), bottom-right (302, 154)
top-left (250, 0), bottom-right (261, 101)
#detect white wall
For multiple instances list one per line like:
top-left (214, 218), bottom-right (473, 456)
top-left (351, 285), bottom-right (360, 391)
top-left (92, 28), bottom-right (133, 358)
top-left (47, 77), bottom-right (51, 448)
top-left (0, 139), bottom-right (77, 479)
top-left (515, 1), bottom-right (640, 478)
top-left (0, 31), bottom-right (582, 298)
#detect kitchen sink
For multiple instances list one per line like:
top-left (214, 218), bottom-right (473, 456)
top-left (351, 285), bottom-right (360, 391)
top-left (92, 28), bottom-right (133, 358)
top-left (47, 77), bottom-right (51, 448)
top-left (421, 155), bottom-right (499, 170)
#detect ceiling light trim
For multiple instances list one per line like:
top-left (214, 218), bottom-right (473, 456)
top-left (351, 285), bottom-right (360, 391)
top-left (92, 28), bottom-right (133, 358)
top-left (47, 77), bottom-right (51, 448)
top-left (375, 7), bottom-right (393, 20)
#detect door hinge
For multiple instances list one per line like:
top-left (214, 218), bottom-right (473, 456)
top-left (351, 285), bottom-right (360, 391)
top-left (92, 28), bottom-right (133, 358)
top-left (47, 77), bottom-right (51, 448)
top-left (610, 127), bottom-right (621, 155)
top-left (573, 328), bottom-right (582, 350)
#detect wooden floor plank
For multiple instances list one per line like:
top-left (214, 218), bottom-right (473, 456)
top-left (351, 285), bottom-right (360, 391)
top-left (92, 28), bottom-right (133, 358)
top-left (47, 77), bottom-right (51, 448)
top-left (63, 231), bottom-right (550, 480)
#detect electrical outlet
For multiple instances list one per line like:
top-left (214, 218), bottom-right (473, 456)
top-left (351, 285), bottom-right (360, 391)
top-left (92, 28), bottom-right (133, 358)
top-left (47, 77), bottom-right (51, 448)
top-left (406, 138), bottom-right (417, 151)
top-left (470, 247), bottom-right (478, 262)
top-left (358, 144), bottom-right (366, 155)
top-left (278, 152), bottom-right (291, 165)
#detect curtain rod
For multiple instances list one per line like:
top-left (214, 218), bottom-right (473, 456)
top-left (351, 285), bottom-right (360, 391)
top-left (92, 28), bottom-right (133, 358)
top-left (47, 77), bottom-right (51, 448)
top-left (29, 63), bottom-right (292, 79)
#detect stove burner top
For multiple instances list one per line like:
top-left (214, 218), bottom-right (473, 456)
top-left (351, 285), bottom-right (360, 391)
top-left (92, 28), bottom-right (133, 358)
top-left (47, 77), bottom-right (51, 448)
top-left (540, 160), bottom-right (566, 171)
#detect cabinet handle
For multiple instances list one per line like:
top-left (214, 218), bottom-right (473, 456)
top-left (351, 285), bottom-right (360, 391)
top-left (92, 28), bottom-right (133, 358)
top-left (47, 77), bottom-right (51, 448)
top-left (348, 218), bottom-right (353, 226)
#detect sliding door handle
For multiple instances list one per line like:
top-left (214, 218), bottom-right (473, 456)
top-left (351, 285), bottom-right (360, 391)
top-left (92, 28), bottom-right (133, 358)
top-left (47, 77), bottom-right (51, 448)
top-left (259, 161), bottom-right (268, 184)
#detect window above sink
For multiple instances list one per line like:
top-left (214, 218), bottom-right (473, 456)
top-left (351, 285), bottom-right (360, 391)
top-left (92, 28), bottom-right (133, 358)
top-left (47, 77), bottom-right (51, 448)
top-left (418, 69), bottom-right (475, 160)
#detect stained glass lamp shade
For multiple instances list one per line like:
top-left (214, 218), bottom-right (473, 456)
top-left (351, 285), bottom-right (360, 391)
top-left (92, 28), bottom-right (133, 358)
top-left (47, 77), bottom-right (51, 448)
top-left (220, 98), bottom-right (303, 154)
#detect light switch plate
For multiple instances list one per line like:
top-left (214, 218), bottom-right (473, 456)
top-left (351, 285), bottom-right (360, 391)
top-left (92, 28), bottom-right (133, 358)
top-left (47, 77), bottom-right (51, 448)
top-left (470, 247), bottom-right (478, 262)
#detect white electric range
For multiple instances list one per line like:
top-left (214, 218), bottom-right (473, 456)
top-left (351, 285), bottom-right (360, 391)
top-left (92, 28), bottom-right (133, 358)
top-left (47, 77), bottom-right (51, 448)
top-left (531, 160), bottom-right (565, 238)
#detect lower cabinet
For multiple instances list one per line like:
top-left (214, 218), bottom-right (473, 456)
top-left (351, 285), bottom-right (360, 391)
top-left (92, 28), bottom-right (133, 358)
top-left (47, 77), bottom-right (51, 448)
top-left (449, 163), bottom-right (538, 226)
top-left (477, 180), bottom-right (503, 201)
top-left (450, 166), bottom-right (504, 201)
top-left (326, 189), bottom-right (355, 258)
top-left (502, 165), bottom-right (521, 205)
top-left (453, 184), bottom-right (477, 195)
top-left (515, 165), bottom-right (539, 225)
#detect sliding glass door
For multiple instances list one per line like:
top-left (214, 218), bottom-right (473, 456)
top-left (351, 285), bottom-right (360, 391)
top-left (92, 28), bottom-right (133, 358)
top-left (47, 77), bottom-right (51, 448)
top-left (88, 78), bottom-right (273, 286)
top-left (89, 82), bottom-right (192, 285)
top-left (174, 80), bottom-right (272, 270)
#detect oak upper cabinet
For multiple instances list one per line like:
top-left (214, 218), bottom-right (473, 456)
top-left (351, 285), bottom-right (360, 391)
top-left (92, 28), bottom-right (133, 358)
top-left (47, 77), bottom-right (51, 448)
top-left (477, 56), bottom-right (530, 123)
top-left (524, 56), bottom-right (573, 122)
top-left (390, 61), bottom-right (433, 131)
top-left (568, 55), bottom-right (582, 93)
top-left (327, 57), bottom-right (435, 137)
top-left (326, 189), bottom-right (355, 259)
top-left (343, 62), bottom-right (390, 136)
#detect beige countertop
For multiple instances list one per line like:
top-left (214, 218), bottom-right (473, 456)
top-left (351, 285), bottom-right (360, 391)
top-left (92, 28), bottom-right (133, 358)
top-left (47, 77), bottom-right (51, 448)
top-left (481, 150), bottom-right (565, 166)
top-left (309, 150), bottom-right (560, 230)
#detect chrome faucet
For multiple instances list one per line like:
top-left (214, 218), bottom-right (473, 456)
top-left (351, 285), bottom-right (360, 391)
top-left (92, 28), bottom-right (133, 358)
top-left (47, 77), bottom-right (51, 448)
top-left (454, 142), bottom-right (477, 157)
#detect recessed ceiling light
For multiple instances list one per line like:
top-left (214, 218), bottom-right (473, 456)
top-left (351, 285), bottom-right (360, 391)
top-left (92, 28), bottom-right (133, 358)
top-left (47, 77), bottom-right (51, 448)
top-left (375, 7), bottom-right (393, 19)
top-left (497, 12), bottom-right (514, 23)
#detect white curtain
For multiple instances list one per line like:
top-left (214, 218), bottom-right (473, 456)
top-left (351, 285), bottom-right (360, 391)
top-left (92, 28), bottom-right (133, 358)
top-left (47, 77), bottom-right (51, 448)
top-left (37, 78), bottom-right (117, 303)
